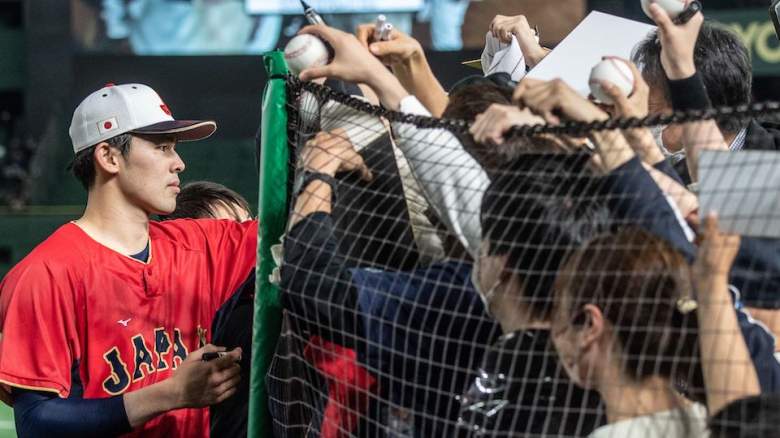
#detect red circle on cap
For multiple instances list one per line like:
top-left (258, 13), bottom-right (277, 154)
top-left (104, 121), bottom-right (113, 129)
top-left (104, 83), bottom-right (116, 87)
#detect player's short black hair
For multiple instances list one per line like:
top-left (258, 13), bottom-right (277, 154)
top-left (69, 133), bottom-right (132, 190)
top-left (159, 181), bottom-right (251, 221)
top-left (632, 21), bottom-right (752, 134)
top-left (480, 152), bottom-right (612, 320)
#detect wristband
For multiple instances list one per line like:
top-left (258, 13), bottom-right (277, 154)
top-left (294, 170), bottom-right (338, 201)
top-left (668, 72), bottom-right (711, 112)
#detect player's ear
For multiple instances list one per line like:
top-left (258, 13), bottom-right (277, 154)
top-left (93, 141), bottom-right (121, 176)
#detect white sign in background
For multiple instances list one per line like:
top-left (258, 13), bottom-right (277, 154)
top-left (245, 0), bottom-right (424, 14)
top-left (526, 11), bottom-right (656, 96)
top-left (699, 150), bottom-right (780, 238)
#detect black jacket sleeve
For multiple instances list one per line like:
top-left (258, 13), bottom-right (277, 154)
top-left (653, 158), bottom-right (685, 185)
top-left (603, 156), bottom-right (695, 261)
top-left (731, 237), bottom-right (780, 309)
top-left (280, 212), bottom-right (363, 348)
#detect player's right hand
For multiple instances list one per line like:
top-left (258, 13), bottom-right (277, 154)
top-left (355, 24), bottom-right (424, 67)
top-left (170, 344), bottom-right (242, 407)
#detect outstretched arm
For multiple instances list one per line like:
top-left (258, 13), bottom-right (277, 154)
top-left (513, 77), bottom-right (695, 255)
top-left (355, 24), bottom-right (448, 117)
top-left (298, 24), bottom-right (488, 257)
top-left (391, 97), bottom-right (487, 257)
top-left (595, 56), bottom-right (668, 167)
top-left (489, 14), bottom-right (550, 69)
top-left (648, 1), bottom-right (728, 183)
top-left (694, 215), bottom-right (760, 415)
top-left (514, 77), bottom-right (699, 221)
top-left (282, 130), bottom-right (372, 346)
top-left (298, 25), bottom-right (409, 111)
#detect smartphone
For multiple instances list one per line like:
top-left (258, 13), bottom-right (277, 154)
top-left (771, 0), bottom-right (780, 41)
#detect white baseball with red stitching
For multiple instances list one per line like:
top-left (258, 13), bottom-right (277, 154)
top-left (284, 34), bottom-right (330, 76)
top-left (589, 58), bottom-right (635, 105)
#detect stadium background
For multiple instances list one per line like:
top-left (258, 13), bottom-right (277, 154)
top-left (0, 0), bottom-right (777, 435)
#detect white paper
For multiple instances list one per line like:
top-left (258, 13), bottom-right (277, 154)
top-left (480, 32), bottom-right (526, 82)
top-left (526, 11), bottom-right (656, 96)
top-left (699, 150), bottom-right (780, 238)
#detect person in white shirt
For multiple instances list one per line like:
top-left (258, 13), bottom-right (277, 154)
top-left (551, 216), bottom-right (760, 438)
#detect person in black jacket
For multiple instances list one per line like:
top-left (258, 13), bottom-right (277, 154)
top-left (633, 21), bottom-right (755, 175)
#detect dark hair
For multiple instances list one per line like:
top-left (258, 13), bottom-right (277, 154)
top-left (479, 153), bottom-right (612, 320)
top-left (443, 81), bottom-right (561, 174)
top-left (69, 133), bottom-right (132, 190)
top-left (709, 394), bottom-right (780, 438)
top-left (443, 80), bottom-right (514, 121)
top-left (632, 21), bottom-right (752, 133)
top-left (553, 227), bottom-right (700, 383)
top-left (159, 181), bottom-right (251, 221)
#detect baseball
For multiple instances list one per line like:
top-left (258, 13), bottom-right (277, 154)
top-left (284, 34), bottom-right (330, 77)
top-left (641, 0), bottom-right (686, 20)
top-left (588, 58), bottom-right (635, 105)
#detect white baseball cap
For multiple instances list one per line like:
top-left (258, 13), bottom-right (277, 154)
top-left (69, 83), bottom-right (217, 153)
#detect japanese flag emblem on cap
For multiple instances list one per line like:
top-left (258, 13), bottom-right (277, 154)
top-left (69, 83), bottom-right (217, 154)
top-left (98, 117), bottom-right (119, 135)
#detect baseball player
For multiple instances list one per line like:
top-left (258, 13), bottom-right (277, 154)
top-left (0, 83), bottom-right (257, 437)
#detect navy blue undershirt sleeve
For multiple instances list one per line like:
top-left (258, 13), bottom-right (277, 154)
top-left (129, 241), bottom-right (150, 262)
top-left (13, 389), bottom-right (132, 438)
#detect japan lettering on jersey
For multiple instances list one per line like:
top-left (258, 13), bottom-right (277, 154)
top-left (0, 219), bottom-right (257, 438)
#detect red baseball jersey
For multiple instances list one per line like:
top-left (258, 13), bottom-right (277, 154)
top-left (0, 218), bottom-right (257, 437)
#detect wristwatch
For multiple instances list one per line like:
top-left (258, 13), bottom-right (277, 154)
top-left (293, 170), bottom-right (338, 201)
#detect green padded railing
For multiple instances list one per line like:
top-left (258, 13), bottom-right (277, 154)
top-left (248, 50), bottom-right (289, 438)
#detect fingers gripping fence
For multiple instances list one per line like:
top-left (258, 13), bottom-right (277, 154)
top-left (288, 75), bottom-right (780, 137)
top-left (257, 58), bottom-right (780, 438)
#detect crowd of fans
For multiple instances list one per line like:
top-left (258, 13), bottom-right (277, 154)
top-left (0, 113), bottom-right (35, 209)
top-left (272, 2), bottom-right (780, 438)
top-left (2, 1), bottom-right (780, 437)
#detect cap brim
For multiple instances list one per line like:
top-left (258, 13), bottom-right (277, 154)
top-left (132, 120), bottom-right (217, 142)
